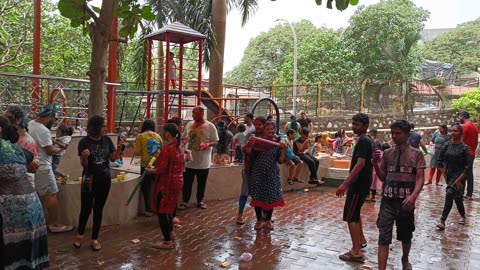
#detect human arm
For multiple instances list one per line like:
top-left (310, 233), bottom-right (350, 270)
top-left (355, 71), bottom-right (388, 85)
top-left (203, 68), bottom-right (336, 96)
top-left (146, 148), bottom-right (169, 175)
top-left (54, 139), bottom-right (69, 149)
top-left (420, 139), bottom-right (428, 154)
top-left (134, 134), bottom-right (142, 157)
top-left (336, 158), bottom-right (366, 197)
top-left (372, 149), bottom-right (386, 181)
top-left (308, 120), bottom-right (313, 133)
top-left (22, 148), bottom-right (39, 173)
top-left (109, 136), bottom-right (125, 162)
top-left (277, 140), bottom-right (287, 164)
top-left (200, 123), bottom-right (219, 150)
top-left (402, 167), bottom-right (425, 209)
top-left (44, 144), bottom-right (64, 155)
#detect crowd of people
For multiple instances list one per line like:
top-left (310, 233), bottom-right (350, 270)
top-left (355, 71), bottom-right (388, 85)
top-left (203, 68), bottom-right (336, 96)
top-left (0, 104), bottom-right (478, 269)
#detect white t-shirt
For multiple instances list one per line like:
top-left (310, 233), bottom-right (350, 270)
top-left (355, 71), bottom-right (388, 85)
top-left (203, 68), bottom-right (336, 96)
top-left (245, 123), bottom-right (255, 135)
top-left (184, 120), bottom-right (219, 169)
top-left (28, 121), bottom-right (53, 170)
top-left (56, 135), bottom-right (72, 157)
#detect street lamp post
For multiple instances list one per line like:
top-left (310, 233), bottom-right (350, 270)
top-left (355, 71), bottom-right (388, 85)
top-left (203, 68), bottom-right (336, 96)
top-left (275, 19), bottom-right (297, 115)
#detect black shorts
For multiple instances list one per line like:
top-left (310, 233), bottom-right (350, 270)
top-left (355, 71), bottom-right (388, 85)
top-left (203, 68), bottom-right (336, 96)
top-left (286, 156), bottom-right (301, 165)
top-left (342, 191), bottom-right (367, 223)
top-left (377, 198), bottom-right (415, 246)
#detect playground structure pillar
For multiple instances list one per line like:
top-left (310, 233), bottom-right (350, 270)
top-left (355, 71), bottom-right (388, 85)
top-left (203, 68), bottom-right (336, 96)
top-left (178, 44), bottom-right (184, 117)
top-left (164, 34), bottom-right (171, 123)
top-left (197, 40), bottom-right (203, 106)
top-left (106, 17), bottom-right (118, 133)
top-left (146, 39), bottom-right (152, 118)
top-left (32, 0), bottom-right (42, 114)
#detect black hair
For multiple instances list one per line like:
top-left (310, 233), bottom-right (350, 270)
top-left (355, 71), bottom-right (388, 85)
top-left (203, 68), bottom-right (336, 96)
top-left (57, 124), bottom-right (74, 136)
top-left (237, 123), bottom-right (246, 132)
top-left (266, 121), bottom-right (276, 129)
top-left (167, 117), bottom-right (182, 127)
top-left (266, 115), bottom-right (273, 120)
top-left (141, 119), bottom-right (156, 132)
top-left (459, 110), bottom-right (470, 119)
top-left (451, 122), bottom-right (463, 135)
top-left (290, 115), bottom-right (298, 131)
top-left (439, 124), bottom-right (448, 132)
top-left (315, 134), bottom-right (321, 142)
top-left (86, 115), bottom-right (105, 137)
top-left (369, 129), bottom-right (378, 136)
top-left (0, 115), bottom-right (19, 143)
top-left (245, 112), bottom-right (254, 120)
top-left (410, 123), bottom-right (415, 129)
top-left (162, 123), bottom-right (181, 149)
top-left (352, 113), bottom-right (369, 126)
top-left (390, 120), bottom-right (411, 134)
top-left (381, 143), bottom-right (391, 151)
top-left (6, 105), bottom-right (28, 130)
top-left (218, 120), bottom-right (226, 128)
top-left (300, 127), bottom-right (310, 136)
top-left (254, 116), bottom-right (267, 125)
top-left (286, 129), bottom-right (295, 136)
top-left (335, 129), bottom-right (345, 138)
top-left (170, 52), bottom-right (174, 57)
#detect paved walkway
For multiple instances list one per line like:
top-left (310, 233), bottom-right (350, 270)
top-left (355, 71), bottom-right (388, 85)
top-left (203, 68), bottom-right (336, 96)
top-left (48, 161), bottom-right (480, 269)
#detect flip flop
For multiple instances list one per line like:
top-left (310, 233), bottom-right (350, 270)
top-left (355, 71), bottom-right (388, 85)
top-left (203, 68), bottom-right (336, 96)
top-left (177, 203), bottom-right (188, 210)
top-left (436, 222), bottom-right (445, 230)
top-left (361, 242), bottom-right (367, 249)
top-left (73, 235), bottom-right (84, 248)
top-left (197, 202), bottom-right (207, 209)
top-left (49, 225), bottom-right (73, 233)
top-left (90, 241), bottom-right (102, 251)
top-left (402, 262), bottom-right (412, 270)
top-left (152, 241), bottom-right (174, 249)
top-left (339, 251), bottom-right (364, 262)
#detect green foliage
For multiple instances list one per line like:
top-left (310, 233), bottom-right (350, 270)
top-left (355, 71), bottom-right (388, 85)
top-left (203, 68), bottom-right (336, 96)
top-left (314, 0), bottom-right (357, 11)
top-left (343, 0), bottom-right (429, 80)
top-left (422, 19), bottom-right (480, 76)
top-left (452, 88), bottom-right (480, 121)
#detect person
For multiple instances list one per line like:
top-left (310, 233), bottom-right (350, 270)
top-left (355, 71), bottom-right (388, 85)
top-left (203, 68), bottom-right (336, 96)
top-left (426, 124), bottom-right (451, 186)
top-left (0, 115), bottom-right (49, 269)
top-left (114, 129), bottom-right (127, 167)
top-left (28, 104), bottom-right (73, 233)
top-left (147, 123), bottom-right (184, 249)
top-left (285, 129), bottom-right (304, 185)
top-left (232, 123), bottom-right (247, 163)
top-left (284, 115), bottom-right (301, 139)
top-left (169, 52), bottom-right (177, 89)
top-left (436, 123), bottom-right (471, 230)
top-left (214, 120), bottom-right (233, 165)
top-left (236, 117), bottom-right (266, 225)
top-left (294, 127), bottom-right (324, 185)
top-left (244, 112), bottom-right (255, 134)
top-left (246, 121), bottom-right (287, 230)
top-left (298, 111), bottom-right (313, 133)
top-left (52, 124), bottom-right (74, 181)
top-left (5, 106), bottom-right (39, 187)
top-left (333, 129), bottom-right (349, 156)
top-left (179, 106), bottom-right (219, 210)
top-left (459, 111), bottom-right (478, 200)
top-left (312, 134), bottom-right (324, 156)
top-left (367, 129), bottom-right (383, 202)
top-left (372, 120), bottom-right (426, 270)
top-left (407, 123), bottom-right (429, 154)
top-left (336, 113), bottom-right (374, 262)
top-left (73, 115), bottom-right (125, 251)
top-left (135, 119), bottom-right (163, 217)
top-left (266, 115), bottom-right (273, 122)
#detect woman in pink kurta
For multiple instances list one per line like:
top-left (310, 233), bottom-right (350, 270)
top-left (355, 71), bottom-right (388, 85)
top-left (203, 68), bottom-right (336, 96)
top-left (147, 123), bottom-right (184, 249)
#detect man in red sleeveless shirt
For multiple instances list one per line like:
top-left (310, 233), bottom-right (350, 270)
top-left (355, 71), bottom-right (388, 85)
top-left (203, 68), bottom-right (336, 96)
top-left (459, 111), bottom-right (478, 199)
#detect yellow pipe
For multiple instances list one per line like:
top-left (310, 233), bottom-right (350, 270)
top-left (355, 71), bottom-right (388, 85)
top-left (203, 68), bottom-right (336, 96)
top-left (360, 80), bottom-right (367, 113)
top-left (317, 82), bottom-right (322, 116)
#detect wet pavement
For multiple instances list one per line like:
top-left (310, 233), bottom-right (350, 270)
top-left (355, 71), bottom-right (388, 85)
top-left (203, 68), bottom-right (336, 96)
top-left (48, 161), bottom-right (480, 270)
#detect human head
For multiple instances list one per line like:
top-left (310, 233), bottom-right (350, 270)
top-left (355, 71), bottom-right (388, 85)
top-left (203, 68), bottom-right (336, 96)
top-left (266, 115), bottom-right (273, 121)
top-left (192, 106), bottom-right (205, 123)
top-left (218, 120), bottom-right (226, 129)
top-left (245, 112), bottom-right (254, 125)
top-left (0, 115), bottom-right (19, 143)
top-left (162, 123), bottom-right (181, 148)
top-left (141, 119), bottom-right (156, 133)
top-left (389, 120), bottom-right (411, 146)
top-left (351, 113), bottom-right (369, 136)
top-left (290, 115), bottom-right (296, 121)
top-left (439, 124), bottom-right (448, 135)
top-left (167, 117), bottom-right (184, 133)
top-left (459, 110), bottom-right (470, 124)
top-left (253, 116), bottom-right (267, 135)
top-left (237, 123), bottom-right (246, 132)
top-left (265, 121), bottom-right (276, 137)
top-left (5, 105), bottom-right (28, 130)
top-left (169, 52), bottom-right (174, 59)
top-left (450, 122), bottom-right (463, 140)
top-left (86, 115), bottom-right (105, 138)
top-left (300, 111), bottom-right (306, 119)
top-left (37, 104), bottom-right (58, 130)
top-left (56, 124), bottom-right (74, 137)
top-left (410, 123), bottom-right (415, 130)
top-left (315, 133), bottom-right (322, 142)
top-left (336, 129), bottom-right (345, 138)
top-left (300, 127), bottom-right (310, 140)
top-left (369, 129), bottom-right (378, 139)
top-left (286, 129), bottom-right (296, 140)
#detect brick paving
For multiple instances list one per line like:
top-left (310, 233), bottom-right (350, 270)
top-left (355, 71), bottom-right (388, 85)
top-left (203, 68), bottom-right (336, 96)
top-left (48, 161), bottom-right (480, 269)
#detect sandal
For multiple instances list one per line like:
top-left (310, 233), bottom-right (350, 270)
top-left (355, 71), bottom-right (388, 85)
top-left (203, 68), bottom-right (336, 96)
top-left (293, 178), bottom-right (303, 183)
top-left (90, 240), bottom-right (102, 251)
top-left (236, 215), bottom-right (245, 225)
top-left (197, 202), bottom-right (207, 209)
top-left (152, 241), bottom-right (174, 249)
top-left (361, 242), bottom-right (367, 249)
top-left (402, 262), bottom-right (412, 270)
top-left (265, 221), bottom-right (274, 230)
top-left (458, 217), bottom-right (466, 225)
top-left (177, 203), bottom-right (188, 210)
top-left (287, 178), bottom-right (294, 185)
top-left (424, 181), bottom-right (432, 185)
top-left (254, 221), bottom-right (263, 230)
top-left (172, 217), bottom-right (181, 224)
top-left (49, 225), bottom-right (74, 233)
top-left (436, 221), bottom-right (445, 230)
top-left (339, 251), bottom-right (364, 262)
top-left (73, 234), bottom-right (84, 248)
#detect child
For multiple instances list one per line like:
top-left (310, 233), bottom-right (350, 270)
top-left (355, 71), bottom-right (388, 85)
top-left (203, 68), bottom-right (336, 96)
top-left (294, 127), bottom-right (324, 185)
top-left (147, 123), bottom-right (184, 249)
top-left (53, 124), bottom-right (74, 181)
top-left (214, 120), bottom-right (233, 165)
top-left (285, 129), bottom-right (304, 185)
top-left (232, 123), bottom-right (247, 163)
top-left (169, 52), bottom-right (177, 89)
top-left (367, 129), bottom-right (383, 202)
top-left (115, 129), bottom-right (127, 166)
top-left (312, 133), bottom-right (323, 156)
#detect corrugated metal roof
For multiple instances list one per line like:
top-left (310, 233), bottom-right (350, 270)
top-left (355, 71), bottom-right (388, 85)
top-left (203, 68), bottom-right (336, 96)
top-left (145, 22), bottom-right (207, 44)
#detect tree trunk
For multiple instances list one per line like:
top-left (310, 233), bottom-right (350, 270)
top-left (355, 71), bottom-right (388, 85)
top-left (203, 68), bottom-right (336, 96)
top-left (208, 0), bottom-right (226, 118)
top-left (87, 1), bottom-right (115, 117)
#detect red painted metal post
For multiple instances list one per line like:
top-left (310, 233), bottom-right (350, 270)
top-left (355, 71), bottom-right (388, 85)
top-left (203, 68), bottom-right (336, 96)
top-left (146, 39), bottom-right (152, 118)
top-left (178, 44), bottom-right (184, 117)
top-left (164, 35), bottom-right (171, 123)
top-left (197, 40), bottom-right (203, 106)
top-left (32, 0), bottom-right (42, 114)
top-left (106, 17), bottom-right (118, 133)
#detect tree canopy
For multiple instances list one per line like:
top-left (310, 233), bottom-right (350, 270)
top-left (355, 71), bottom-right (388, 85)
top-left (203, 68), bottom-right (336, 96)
top-left (422, 19), bottom-right (480, 76)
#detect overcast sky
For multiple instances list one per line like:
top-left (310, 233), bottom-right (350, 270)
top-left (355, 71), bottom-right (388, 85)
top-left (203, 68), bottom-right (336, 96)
top-left (223, 0), bottom-right (480, 73)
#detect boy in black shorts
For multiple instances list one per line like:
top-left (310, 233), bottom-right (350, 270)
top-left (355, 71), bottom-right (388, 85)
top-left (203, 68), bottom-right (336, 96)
top-left (336, 113), bottom-right (373, 262)
top-left (285, 129), bottom-right (304, 185)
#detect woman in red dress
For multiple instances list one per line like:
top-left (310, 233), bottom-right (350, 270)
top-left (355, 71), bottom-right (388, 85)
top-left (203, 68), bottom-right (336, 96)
top-left (147, 123), bottom-right (184, 249)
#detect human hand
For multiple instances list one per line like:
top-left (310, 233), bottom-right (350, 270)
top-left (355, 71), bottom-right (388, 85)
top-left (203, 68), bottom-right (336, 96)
top-left (200, 142), bottom-right (209, 150)
top-left (372, 149), bottom-right (382, 164)
top-left (336, 183), bottom-right (348, 197)
top-left (81, 149), bottom-right (90, 158)
top-left (279, 140), bottom-right (287, 150)
top-left (402, 194), bottom-right (417, 210)
top-left (145, 167), bottom-right (155, 174)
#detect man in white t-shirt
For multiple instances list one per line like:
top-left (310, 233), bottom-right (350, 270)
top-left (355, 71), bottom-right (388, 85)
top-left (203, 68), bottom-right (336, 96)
top-left (28, 104), bottom-right (73, 233)
top-left (244, 112), bottom-right (255, 134)
top-left (178, 106), bottom-right (219, 210)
